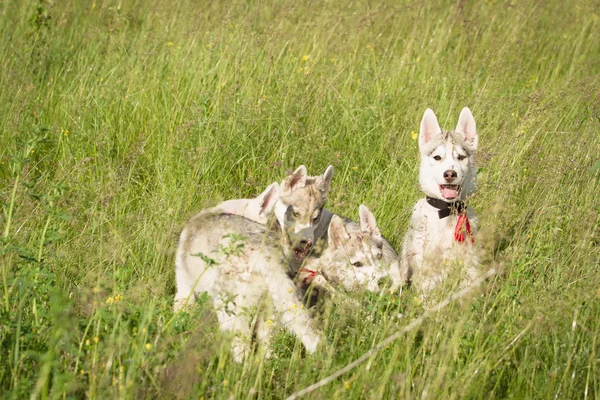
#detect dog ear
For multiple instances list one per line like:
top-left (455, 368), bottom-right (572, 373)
top-left (455, 107), bottom-right (478, 150)
top-left (317, 165), bottom-right (334, 191)
top-left (419, 108), bottom-right (442, 150)
top-left (358, 205), bottom-right (381, 237)
top-left (256, 182), bottom-right (279, 216)
top-left (284, 165), bottom-right (307, 191)
top-left (328, 215), bottom-right (350, 249)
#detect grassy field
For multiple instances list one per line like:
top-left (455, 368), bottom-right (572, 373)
top-left (1, 0), bottom-right (599, 398)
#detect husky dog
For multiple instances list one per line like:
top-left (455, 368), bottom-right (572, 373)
top-left (273, 165), bottom-right (334, 273)
top-left (303, 207), bottom-right (405, 293)
top-left (174, 166), bottom-right (333, 361)
top-left (174, 181), bottom-right (282, 312)
top-left (174, 211), bottom-right (322, 362)
top-left (296, 205), bottom-right (393, 296)
top-left (190, 182), bottom-right (280, 225)
top-left (401, 107), bottom-right (479, 295)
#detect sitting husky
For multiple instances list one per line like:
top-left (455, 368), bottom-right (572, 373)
top-left (401, 107), bottom-right (480, 295)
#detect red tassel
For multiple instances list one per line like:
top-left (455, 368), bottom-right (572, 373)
top-left (454, 214), bottom-right (474, 244)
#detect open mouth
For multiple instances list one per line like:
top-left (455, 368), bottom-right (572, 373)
top-left (439, 184), bottom-right (460, 200)
top-left (293, 243), bottom-right (312, 260)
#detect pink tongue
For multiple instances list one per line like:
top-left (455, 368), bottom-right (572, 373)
top-left (442, 187), bottom-right (458, 199)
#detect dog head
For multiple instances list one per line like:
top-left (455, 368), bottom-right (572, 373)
top-left (418, 107), bottom-right (478, 202)
top-left (275, 165), bottom-right (334, 262)
top-left (315, 205), bottom-right (388, 292)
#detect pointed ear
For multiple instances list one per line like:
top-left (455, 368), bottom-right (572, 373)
top-left (256, 182), bottom-right (279, 216)
top-left (358, 204), bottom-right (381, 236)
top-left (283, 165), bottom-right (307, 191)
top-left (455, 107), bottom-right (478, 149)
top-left (328, 215), bottom-right (350, 249)
top-left (419, 108), bottom-right (442, 150)
top-left (317, 165), bottom-right (334, 190)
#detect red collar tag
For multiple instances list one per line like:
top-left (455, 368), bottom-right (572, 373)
top-left (298, 268), bottom-right (316, 277)
top-left (454, 214), bottom-right (474, 244)
top-left (298, 268), bottom-right (317, 284)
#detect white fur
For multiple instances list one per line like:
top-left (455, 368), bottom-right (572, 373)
top-left (274, 165), bottom-right (333, 235)
top-left (418, 108), bottom-right (478, 202)
top-left (402, 107), bottom-right (480, 295)
top-left (174, 215), bottom-right (321, 362)
top-left (299, 205), bottom-right (402, 294)
top-left (196, 182), bottom-right (279, 225)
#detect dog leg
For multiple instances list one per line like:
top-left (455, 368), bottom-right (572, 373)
top-left (254, 314), bottom-right (276, 359)
top-left (262, 267), bottom-right (322, 354)
top-left (173, 266), bottom-right (195, 312)
top-left (214, 298), bottom-right (253, 363)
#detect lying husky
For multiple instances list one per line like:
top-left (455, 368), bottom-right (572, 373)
top-left (401, 107), bottom-right (480, 295)
top-left (296, 205), bottom-right (389, 295)
top-left (301, 209), bottom-right (404, 293)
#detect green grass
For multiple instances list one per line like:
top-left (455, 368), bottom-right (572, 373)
top-left (1, 0), bottom-right (599, 398)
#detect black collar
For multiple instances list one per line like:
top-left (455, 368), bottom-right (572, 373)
top-left (426, 197), bottom-right (465, 219)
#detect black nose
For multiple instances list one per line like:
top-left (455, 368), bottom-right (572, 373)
top-left (299, 239), bottom-right (312, 248)
top-left (443, 170), bottom-right (457, 182)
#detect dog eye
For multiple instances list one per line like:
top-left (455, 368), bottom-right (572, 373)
top-left (352, 261), bottom-right (363, 268)
top-left (457, 155), bottom-right (466, 161)
top-left (433, 155), bottom-right (442, 161)
top-left (292, 211), bottom-right (300, 218)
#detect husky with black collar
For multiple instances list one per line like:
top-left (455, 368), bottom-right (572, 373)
top-left (401, 107), bottom-right (480, 295)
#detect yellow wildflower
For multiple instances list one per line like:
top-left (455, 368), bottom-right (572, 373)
top-left (302, 55), bottom-right (309, 61)
top-left (167, 42), bottom-right (173, 46)
top-left (145, 343), bottom-right (152, 351)
top-left (411, 131), bottom-right (418, 141)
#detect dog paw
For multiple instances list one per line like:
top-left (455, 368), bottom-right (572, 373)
top-left (301, 331), bottom-right (322, 354)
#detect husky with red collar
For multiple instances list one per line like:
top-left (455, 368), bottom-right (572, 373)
top-left (296, 205), bottom-right (393, 296)
top-left (401, 107), bottom-right (480, 295)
